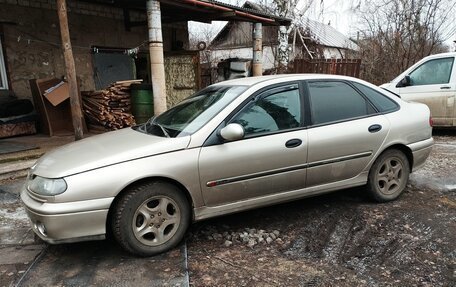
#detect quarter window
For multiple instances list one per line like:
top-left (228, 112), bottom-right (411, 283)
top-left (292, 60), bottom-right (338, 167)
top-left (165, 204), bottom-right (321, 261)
top-left (409, 57), bottom-right (454, 86)
top-left (231, 84), bottom-right (302, 136)
top-left (308, 81), bottom-right (375, 125)
top-left (352, 82), bottom-right (398, 113)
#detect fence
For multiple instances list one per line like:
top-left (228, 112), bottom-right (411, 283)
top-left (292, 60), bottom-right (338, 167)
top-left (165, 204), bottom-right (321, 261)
top-left (290, 58), bottom-right (362, 78)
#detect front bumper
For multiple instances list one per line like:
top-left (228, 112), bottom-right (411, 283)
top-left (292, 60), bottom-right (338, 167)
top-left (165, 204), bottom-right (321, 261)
top-left (407, 137), bottom-right (434, 172)
top-left (21, 189), bottom-right (113, 244)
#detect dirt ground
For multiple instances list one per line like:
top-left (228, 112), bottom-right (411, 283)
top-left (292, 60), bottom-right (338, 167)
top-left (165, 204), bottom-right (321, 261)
top-left (187, 130), bottom-right (456, 287)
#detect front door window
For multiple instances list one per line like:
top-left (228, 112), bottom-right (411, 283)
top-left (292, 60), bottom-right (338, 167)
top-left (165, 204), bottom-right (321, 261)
top-left (409, 57), bottom-right (454, 86)
top-left (230, 84), bottom-right (302, 136)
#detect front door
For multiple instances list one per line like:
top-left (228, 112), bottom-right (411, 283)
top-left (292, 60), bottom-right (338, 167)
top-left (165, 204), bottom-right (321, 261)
top-left (398, 56), bottom-right (456, 126)
top-left (198, 83), bottom-right (308, 206)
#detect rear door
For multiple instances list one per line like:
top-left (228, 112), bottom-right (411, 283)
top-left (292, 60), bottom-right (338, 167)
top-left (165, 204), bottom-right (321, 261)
top-left (305, 80), bottom-right (390, 187)
top-left (398, 56), bottom-right (456, 126)
top-left (198, 82), bottom-right (308, 206)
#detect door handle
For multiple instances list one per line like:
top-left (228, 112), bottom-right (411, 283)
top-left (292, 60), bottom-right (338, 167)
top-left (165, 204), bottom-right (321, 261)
top-left (368, 124), bottom-right (382, 133)
top-left (285, 139), bottom-right (302, 148)
top-left (440, 86), bottom-right (451, 89)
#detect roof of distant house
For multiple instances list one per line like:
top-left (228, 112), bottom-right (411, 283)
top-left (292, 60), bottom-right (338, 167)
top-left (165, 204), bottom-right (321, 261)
top-left (300, 18), bottom-right (359, 51)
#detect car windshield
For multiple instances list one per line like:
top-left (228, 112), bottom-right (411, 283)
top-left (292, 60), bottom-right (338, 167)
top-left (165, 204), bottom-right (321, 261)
top-left (133, 85), bottom-right (247, 138)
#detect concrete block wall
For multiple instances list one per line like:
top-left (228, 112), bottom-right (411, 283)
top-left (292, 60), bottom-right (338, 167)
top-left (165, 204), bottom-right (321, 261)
top-left (0, 0), bottom-right (144, 21)
top-left (0, 0), bottom-right (188, 100)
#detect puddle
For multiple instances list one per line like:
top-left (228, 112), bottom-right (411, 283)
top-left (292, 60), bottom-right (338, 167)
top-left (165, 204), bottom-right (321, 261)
top-left (0, 226), bottom-right (35, 245)
top-left (409, 173), bottom-right (456, 193)
top-left (434, 143), bottom-right (456, 148)
top-left (0, 205), bottom-right (29, 223)
top-left (0, 185), bottom-right (31, 245)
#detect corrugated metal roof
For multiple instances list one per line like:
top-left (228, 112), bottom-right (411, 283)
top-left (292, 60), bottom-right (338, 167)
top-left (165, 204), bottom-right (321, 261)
top-left (194, 0), bottom-right (291, 25)
top-left (80, 0), bottom-right (291, 26)
top-left (301, 18), bottom-right (359, 51)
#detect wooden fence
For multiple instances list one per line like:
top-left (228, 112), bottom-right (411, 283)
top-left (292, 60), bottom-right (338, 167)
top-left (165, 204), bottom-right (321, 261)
top-left (290, 58), bottom-right (361, 78)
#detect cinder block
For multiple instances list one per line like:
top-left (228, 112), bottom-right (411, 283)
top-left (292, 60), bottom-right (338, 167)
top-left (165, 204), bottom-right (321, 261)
top-left (17, 0), bottom-right (30, 6)
top-left (41, 2), bottom-right (51, 9)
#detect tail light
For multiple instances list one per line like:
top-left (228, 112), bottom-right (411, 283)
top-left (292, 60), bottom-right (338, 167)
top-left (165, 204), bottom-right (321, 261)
top-left (429, 116), bottom-right (433, 127)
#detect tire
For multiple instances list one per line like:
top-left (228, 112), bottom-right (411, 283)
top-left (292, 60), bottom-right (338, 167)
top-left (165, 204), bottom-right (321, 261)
top-left (367, 149), bottom-right (410, 202)
top-left (112, 181), bottom-right (191, 256)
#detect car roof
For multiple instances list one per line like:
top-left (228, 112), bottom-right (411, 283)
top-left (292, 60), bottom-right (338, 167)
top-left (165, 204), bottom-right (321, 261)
top-left (423, 52), bottom-right (456, 60)
top-left (211, 73), bottom-right (364, 87)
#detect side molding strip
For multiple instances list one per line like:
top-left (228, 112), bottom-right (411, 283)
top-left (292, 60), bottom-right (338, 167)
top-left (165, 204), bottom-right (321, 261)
top-left (206, 151), bottom-right (373, 187)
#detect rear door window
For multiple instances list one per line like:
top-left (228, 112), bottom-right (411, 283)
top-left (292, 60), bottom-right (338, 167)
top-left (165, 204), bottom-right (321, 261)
top-left (308, 81), bottom-right (375, 125)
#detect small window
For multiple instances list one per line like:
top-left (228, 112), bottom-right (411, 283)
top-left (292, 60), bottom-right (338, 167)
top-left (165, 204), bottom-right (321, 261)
top-left (0, 37), bottom-right (8, 90)
top-left (352, 82), bottom-right (398, 113)
top-left (231, 84), bottom-right (302, 136)
top-left (409, 57), bottom-right (454, 86)
top-left (308, 81), bottom-right (375, 125)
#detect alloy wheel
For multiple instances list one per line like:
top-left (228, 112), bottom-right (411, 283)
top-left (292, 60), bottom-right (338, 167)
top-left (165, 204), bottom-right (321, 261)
top-left (132, 196), bottom-right (181, 246)
top-left (375, 157), bottom-right (404, 195)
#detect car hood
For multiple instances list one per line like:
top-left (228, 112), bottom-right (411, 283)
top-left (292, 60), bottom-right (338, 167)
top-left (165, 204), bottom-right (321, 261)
top-left (32, 128), bottom-right (191, 178)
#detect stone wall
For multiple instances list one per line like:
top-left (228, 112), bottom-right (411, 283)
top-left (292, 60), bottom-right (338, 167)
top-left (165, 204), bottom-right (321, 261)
top-left (0, 0), bottom-right (189, 100)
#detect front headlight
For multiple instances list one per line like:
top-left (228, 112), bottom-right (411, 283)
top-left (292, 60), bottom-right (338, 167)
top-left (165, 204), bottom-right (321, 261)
top-left (27, 176), bottom-right (67, 196)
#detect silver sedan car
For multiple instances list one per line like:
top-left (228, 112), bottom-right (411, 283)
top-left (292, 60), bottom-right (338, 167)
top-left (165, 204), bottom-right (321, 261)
top-left (21, 75), bottom-right (433, 256)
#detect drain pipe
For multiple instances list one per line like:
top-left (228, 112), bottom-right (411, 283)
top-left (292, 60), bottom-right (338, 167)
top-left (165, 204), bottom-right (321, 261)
top-left (252, 23), bottom-right (263, 76)
top-left (147, 0), bottom-right (167, 115)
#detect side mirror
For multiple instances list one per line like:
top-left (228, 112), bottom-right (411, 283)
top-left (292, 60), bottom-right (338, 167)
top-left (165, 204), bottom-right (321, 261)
top-left (219, 123), bottom-right (244, 142)
top-left (396, 75), bottom-right (411, 88)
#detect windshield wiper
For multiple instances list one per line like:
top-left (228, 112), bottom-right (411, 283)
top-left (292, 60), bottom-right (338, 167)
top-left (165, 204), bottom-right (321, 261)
top-left (154, 122), bottom-right (170, 138)
top-left (145, 117), bottom-right (170, 138)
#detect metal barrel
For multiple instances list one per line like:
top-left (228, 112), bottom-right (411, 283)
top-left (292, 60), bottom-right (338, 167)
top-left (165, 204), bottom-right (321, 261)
top-left (130, 83), bottom-right (154, 124)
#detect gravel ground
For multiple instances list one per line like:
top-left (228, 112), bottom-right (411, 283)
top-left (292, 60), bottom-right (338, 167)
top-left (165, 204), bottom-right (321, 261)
top-left (187, 130), bottom-right (456, 287)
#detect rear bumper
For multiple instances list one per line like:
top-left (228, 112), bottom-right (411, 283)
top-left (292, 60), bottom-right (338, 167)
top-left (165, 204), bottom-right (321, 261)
top-left (21, 189), bottom-right (111, 244)
top-left (407, 137), bottom-right (434, 172)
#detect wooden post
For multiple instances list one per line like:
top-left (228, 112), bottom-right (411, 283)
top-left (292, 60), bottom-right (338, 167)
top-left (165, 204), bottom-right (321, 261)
top-left (147, 0), bottom-right (167, 115)
top-left (252, 23), bottom-right (262, 76)
top-left (56, 0), bottom-right (84, 140)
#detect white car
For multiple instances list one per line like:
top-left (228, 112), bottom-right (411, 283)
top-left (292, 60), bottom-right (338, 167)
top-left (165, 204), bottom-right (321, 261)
top-left (21, 74), bottom-right (433, 256)
top-left (381, 52), bottom-right (456, 127)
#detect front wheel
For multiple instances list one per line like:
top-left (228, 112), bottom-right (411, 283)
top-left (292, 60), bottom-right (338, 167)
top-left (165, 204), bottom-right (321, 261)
top-left (367, 149), bottom-right (410, 202)
top-left (112, 181), bottom-right (191, 256)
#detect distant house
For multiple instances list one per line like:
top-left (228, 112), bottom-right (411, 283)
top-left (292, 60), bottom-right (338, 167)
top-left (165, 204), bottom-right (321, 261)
top-left (209, 1), bottom-right (359, 72)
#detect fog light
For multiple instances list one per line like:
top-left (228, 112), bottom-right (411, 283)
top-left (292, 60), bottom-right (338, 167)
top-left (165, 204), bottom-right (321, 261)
top-left (35, 221), bottom-right (47, 237)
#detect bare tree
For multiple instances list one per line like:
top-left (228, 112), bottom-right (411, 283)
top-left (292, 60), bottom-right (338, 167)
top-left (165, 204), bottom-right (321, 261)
top-left (260, 0), bottom-right (317, 71)
top-left (355, 0), bottom-right (455, 84)
top-left (189, 23), bottom-right (216, 64)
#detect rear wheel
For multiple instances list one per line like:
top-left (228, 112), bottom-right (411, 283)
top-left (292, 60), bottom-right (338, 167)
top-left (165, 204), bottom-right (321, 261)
top-left (112, 181), bottom-right (190, 256)
top-left (367, 149), bottom-right (410, 202)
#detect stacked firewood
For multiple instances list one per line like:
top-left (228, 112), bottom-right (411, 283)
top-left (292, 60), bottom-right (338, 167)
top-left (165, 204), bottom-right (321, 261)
top-left (82, 80), bottom-right (142, 131)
